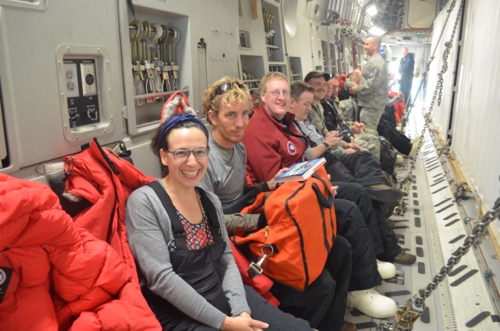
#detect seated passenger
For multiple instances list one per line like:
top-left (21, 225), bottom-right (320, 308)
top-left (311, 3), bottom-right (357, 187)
top-left (337, 73), bottom-right (351, 101)
top-left (305, 71), bottom-right (381, 164)
top-left (197, 76), bottom-right (355, 331)
top-left (386, 91), bottom-right (405, 125)
top-left (289, 81), bottom-right (401, 204)
top-left (287, 78), bottom-right (415, 257)
top-left (241, 72), bottom-right (411, 319)
top-left (125, 113), bottom-right (312, 330)
top-left (243, 72), bottom-right (416, 263)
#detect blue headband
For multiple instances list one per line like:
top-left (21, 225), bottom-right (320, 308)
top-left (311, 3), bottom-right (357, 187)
top-left (156, 113), bottom-right (208, 151)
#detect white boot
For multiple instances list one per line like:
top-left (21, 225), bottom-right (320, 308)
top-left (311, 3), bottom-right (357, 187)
top-left (411, 135), bottom-right (421, 144)
top-left (347, 288), bottom-right (398, 318)
top-left (408, 142), bottom-right (419, 158)
top-left (377, 260), bottom-right (396, 279)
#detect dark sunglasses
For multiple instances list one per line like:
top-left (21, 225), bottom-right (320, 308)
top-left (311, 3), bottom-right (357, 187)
top-left (214, 82), bottom-right (247, 95)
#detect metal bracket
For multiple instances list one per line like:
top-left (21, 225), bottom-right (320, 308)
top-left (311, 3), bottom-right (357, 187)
top-left (385, 269), bottom-right (405, 285)
top-left (377, 320), bottom-right (397, 331)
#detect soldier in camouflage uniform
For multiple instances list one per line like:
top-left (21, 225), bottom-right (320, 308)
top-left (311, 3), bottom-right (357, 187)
top-left (305, 71), bottom-right (361, 154)
top-left (350, 36), bottom-right (388, 131)
top-left (304, 71), bottom-right (330, 136)
top-left (327, 77), bottom-right (380, 162)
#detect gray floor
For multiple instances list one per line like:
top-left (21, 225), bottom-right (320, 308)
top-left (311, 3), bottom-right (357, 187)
top-left (345, 111), bottom-right (500, 330)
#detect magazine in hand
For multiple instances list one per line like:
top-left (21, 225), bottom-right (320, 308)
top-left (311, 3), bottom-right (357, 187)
top-left (275, 158), bottom-right (326, 183)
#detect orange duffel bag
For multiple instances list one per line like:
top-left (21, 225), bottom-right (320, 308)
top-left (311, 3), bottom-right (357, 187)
top-left (235, 166), bottom-right (337, 291)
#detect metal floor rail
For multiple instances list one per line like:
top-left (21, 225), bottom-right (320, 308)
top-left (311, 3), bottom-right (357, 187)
top-left (345, 110), bottom-right (500, 330)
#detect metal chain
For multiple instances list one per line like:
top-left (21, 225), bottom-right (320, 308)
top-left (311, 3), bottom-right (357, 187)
top-left (397, 0), bottom-right (463, 196)
top-left (400, 0), bottom-right (459, 132)
top-left (384, 198), bottom-right (500, 331)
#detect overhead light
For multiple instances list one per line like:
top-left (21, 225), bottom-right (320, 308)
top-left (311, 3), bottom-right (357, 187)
top-left (366, 4), bottom-right (378, 17)
top-left (368, 26), bottom-right (386, 36)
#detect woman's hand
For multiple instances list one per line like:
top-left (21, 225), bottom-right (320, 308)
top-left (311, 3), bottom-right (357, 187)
top-left (221, 312), bottom-right (269, 331)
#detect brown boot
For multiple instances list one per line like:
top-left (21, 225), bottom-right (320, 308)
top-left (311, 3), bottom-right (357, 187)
top-left (394, 250), bottom-right (417, 265)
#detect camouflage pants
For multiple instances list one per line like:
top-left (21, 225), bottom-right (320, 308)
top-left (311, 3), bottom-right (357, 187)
top-left (359, 106), bottom-right (385, 131)
top-left (355, 133), bottom-right (380, 162)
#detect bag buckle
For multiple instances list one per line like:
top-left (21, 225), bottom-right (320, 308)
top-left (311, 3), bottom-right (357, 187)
top-left (247, 244), bottom-right (275, 278)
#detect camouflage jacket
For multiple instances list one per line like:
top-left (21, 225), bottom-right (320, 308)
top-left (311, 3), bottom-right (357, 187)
top-left (357, 52), bottom-right (388, 110)
top-left (308, 102), bottom-right (328, 136)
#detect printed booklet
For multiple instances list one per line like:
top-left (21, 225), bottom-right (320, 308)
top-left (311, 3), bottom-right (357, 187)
top-left (275, 157), bottom-right (326, 183)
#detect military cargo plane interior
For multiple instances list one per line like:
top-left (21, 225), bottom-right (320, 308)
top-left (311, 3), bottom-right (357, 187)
top-left (0, 0), bottom-right (499, 330)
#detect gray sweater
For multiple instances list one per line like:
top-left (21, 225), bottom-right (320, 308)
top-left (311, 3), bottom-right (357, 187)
top-left (199, 135), bottom-right (247, 204)
top-left (125, 181), bottom-right (250, 329)
top-left (198, 136), bottom-right (262, 236)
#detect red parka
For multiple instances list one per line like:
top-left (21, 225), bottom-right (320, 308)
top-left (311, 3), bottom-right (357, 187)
top-left (0, 173), bottom-right (156, 330)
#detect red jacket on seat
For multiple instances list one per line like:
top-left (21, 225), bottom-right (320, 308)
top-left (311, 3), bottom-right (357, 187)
top-left (63, 139), bottom-right (160, 329)
top-left (0, 173), bottom-right (158, 330)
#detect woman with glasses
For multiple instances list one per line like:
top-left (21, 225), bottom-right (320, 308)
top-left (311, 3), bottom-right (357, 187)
top-left (125, 113), bottom-right (312, 330)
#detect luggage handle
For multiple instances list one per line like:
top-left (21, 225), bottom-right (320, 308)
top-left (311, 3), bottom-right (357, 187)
top-left (311, 181), bottom-right (334, 253)
top-left (312, 182), bottom-right (332, 209)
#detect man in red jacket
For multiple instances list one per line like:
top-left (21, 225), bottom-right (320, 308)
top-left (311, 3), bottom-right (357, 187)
top-left (243, 72), bottom-right (418, 319)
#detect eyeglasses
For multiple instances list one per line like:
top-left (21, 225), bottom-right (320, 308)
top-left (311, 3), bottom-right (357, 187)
top-left (266, 90), bottom-right (290, 97)
top-left (214, 82), bottom-right (246, 96)
top-left (166, 147), bottom-right (210, 162)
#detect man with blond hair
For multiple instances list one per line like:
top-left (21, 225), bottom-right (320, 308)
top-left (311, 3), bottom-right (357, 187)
top-left (199, 75), bottom-right (357, 331)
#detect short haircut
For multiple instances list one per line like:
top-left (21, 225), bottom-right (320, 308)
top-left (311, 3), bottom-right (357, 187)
top-left (367, 35), bottom-right (382, 46)
top-left (258, 72), bottom-right (289, 94)
top-left (290, 81), bottom-right (315, 100)
top-left (304, 70), bottom-right (330, 83)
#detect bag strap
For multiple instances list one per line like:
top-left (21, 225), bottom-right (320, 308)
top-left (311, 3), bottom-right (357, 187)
top-left (311, 173), bottom-right (336, 252)
top-left (311, 181), bottom-right (332, 208)
top-left (147, 181), bottom-right (222, 251)
top-left (311, 172), bottom-right (334, 206)
top-left (148, 181), bottom-right (187, 250)
top-left (197, 187), bottom-right (223, 241)
top-left (311, 182), bottom-right (332, 253)
top-left (283, 181), bottom-right (310, 287)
